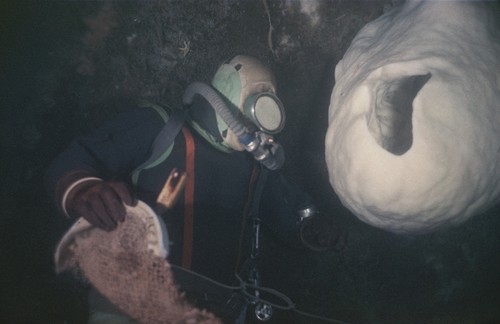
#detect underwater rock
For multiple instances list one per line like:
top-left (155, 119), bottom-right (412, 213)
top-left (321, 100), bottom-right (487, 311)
top-left (325, 0), bottom-right (500, 233)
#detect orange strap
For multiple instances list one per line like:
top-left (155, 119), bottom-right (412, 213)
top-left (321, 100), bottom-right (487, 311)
top-left (181, 126), bottom-right (195, 269)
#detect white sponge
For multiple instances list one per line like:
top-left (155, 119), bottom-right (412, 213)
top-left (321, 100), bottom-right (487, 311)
top-left (326, 0), bottom-right (500, 233)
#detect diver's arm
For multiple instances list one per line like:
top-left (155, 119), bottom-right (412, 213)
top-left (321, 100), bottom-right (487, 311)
top-left (45, 106), bottom-right (165, 229)
top-left (258, 172), bottom-right (313, 248)
top-left (260, 172), bottom-right (347, 251)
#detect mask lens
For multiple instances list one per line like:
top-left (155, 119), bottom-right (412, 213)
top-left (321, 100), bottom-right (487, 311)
top-left (247, 94), bottom-right (285, 134)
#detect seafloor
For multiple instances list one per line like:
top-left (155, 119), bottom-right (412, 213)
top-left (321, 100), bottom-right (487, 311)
top-left (1, 1), bottom-right (499, 323)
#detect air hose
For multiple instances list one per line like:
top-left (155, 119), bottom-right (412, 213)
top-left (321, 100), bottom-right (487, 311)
top-left (183, 82), bottom-right (284, 170)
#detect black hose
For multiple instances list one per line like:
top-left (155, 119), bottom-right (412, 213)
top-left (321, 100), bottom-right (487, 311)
top-left (183, 82), bottom-right (250, 140)
top-left (252, 139), bottom-right (284, 170)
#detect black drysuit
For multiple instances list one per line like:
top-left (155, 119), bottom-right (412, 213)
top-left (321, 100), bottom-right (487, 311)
top-left (46, 103), bottom-right (313, 287)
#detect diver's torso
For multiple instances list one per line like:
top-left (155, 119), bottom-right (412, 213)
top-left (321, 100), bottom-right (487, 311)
top-left (135, 126), bottom-right (255, 283)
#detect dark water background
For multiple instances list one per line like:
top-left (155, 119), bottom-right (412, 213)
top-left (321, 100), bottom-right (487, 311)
top-left (1, 1), bottom-right (499, 323)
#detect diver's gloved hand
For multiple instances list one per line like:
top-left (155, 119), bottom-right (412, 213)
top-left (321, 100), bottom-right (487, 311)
top-left (65, 180), bottom-right (134, 231)
top-left (300, 213), bottom-right (348, 252)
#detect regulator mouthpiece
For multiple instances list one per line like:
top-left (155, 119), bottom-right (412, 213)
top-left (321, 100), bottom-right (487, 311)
top-left (242, 131), bottom-right (285, 170)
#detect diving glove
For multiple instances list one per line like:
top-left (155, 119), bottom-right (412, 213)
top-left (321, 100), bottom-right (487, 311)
top-left (58, 171), bottom-right (134, 231)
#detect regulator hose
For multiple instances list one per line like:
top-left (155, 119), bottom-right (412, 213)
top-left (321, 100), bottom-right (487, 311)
top-left (183, 82), bottom-right (251, 143)
top-left (183, 82), bottom-right (284, 170)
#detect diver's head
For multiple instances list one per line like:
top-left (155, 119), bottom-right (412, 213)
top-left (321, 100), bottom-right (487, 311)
top-left (212, 55), bottom-right (285, 151)
top-left (186, 55), bottom-right (285, 152)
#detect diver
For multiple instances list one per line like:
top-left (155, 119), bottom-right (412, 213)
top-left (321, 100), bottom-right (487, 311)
top-left (45, 55), bottom-right (346, 323)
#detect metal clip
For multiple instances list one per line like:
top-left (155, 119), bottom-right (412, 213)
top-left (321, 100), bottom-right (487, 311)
top-left (156, 168), bottom-right (187, 214)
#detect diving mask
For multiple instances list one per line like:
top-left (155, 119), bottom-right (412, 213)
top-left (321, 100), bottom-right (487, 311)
top-left (243, 92), bottom-right (285, 134)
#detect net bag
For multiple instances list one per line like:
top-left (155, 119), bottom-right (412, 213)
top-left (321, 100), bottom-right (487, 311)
top-left (54, 200), bottom-right (221, 324)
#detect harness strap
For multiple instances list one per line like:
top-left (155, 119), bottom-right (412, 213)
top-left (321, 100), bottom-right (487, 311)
top-left (181, 126), bottom-right (196, 269)
top-left (235, 164), bottom-right (261, 271)
top-left (243, 165), bottom-right (261, 218)
top-left (131, 108), bottom-right (186, 185)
